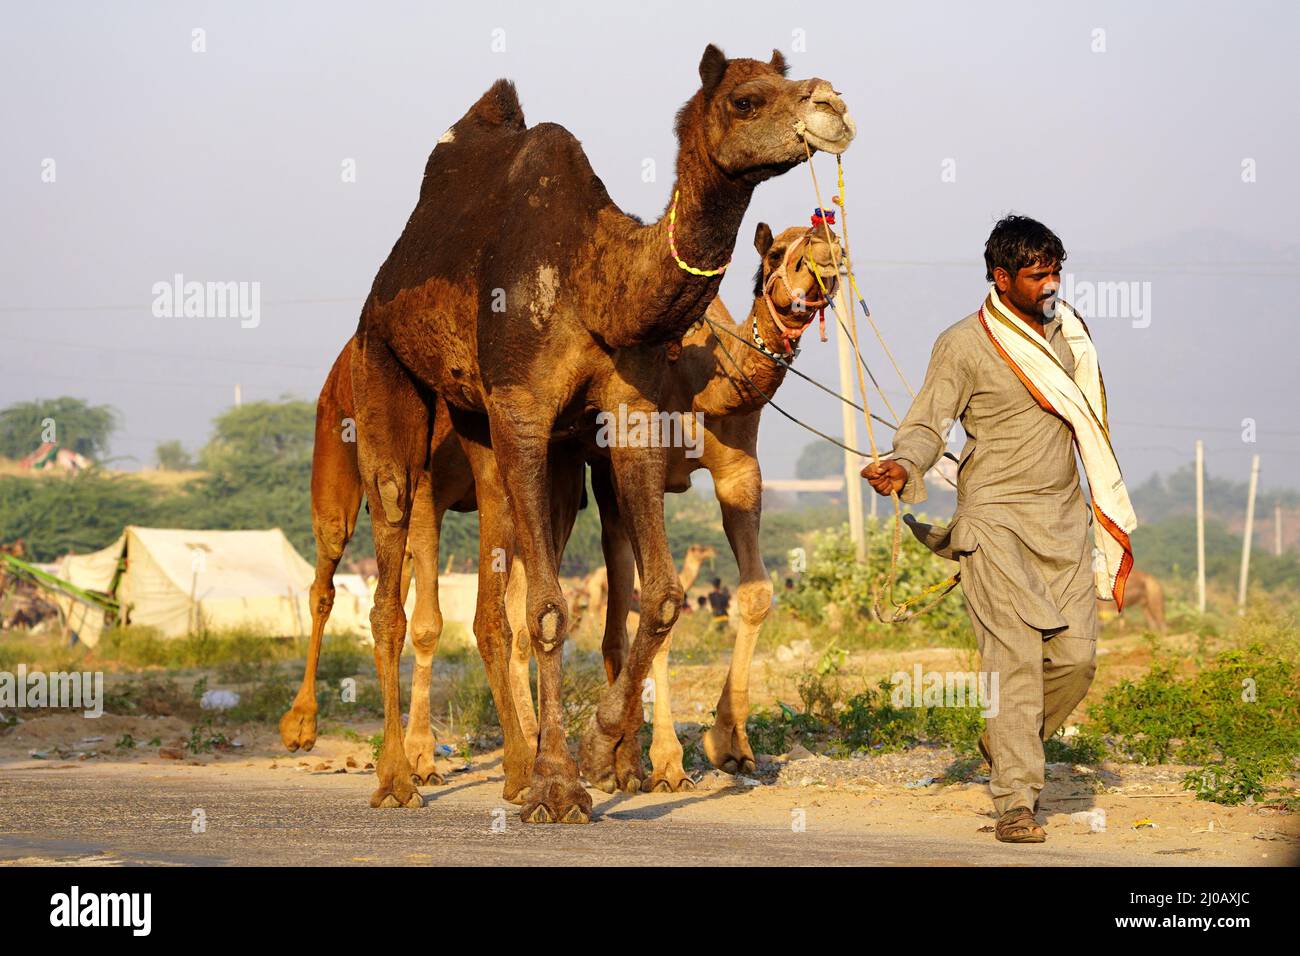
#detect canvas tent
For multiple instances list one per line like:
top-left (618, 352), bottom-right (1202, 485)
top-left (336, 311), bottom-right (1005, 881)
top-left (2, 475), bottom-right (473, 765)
top-left (54, 527), bottom-right (371, 646)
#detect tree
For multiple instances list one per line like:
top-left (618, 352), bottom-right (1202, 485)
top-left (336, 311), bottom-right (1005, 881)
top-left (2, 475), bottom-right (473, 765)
top-left (0, 472), bottom-right (159, 561)
top-left (155, 440), bottom-right (195, 471)
top-left (178, 400), bottom-right (317, 556)
top-left (794, 437), bottom-right (843, 480)
top-left (0, 397), bottom-right (118, 460)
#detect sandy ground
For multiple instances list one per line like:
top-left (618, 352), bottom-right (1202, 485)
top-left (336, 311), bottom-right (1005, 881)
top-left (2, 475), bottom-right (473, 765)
top-left (1, 627), bottom-right (1296, 866)
top-left (1, 712), bottom-right (1296, 866)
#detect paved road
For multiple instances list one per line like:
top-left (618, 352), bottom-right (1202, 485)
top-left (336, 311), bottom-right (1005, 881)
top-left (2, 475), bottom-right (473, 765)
top-left (0, 762), bottom-right (1235, 866)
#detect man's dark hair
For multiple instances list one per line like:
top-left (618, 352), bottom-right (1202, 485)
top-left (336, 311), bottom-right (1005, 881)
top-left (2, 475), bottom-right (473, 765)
top-left (984, 215), bottom-right (1066, 282)
top-left (711, 577), bottom-right (722, 588)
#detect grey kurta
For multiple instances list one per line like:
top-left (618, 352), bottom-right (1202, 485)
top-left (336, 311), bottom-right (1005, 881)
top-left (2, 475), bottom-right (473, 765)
top-left (889, 309), bottom-right (1098, 815)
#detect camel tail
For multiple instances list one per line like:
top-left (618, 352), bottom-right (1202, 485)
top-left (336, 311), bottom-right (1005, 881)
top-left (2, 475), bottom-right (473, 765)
top-left (466, 78), bottom-right (526, 131)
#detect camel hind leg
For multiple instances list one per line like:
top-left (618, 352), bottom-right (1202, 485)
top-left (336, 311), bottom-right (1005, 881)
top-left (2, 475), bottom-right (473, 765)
top-left (281, 369), bottom-right (363, 753)
top-left (591, 459), bottom-right (634, 684)
top-left (505, 557), bottom-right (539, 747)
top-left (353, 334), bottom-right (430, 809)
top-left (590, 459), bottom-right (692, 792)
top-left (403, 473), bottom-right (446, 786)
top-left (503, 445), bottom-right (589, 764)
top-left (580, 380), bottom-right (684, 796)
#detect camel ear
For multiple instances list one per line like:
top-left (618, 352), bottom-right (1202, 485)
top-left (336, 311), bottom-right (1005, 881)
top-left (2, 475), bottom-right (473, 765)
top-left (754, 222), bottom-right (774, 257)
top-left (769, 49), bottom-right (788, 77)
top-left (699, 44), bottom-right (728, 97)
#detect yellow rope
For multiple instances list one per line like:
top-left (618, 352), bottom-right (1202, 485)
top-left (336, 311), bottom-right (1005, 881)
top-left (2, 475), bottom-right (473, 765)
top-left (667, 190), bottom-right (730, 277)
top-left (837, 159), bottom-right (917, 402)
top-left (799, 142), bottom-right (959, 623)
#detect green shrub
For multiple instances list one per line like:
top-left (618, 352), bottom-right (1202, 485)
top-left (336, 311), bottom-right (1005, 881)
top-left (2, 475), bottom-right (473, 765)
top-left (781, 521), bottom-right (973, 647)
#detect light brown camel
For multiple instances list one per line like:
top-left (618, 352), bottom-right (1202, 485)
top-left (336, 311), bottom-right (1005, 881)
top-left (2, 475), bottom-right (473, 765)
top-left (553, 222), bottom-right (842, 789)
top-left (1099, 568), bottom-right (1166, 633)
top-left (678, 543), bottom-right (718, 595)
top-left (350, 47), bottom-right (854, 819)
top-left (278, 343), bottom-right (479, 785)
top-left (279, 339), bottom-right (591, 789)
top-left (570, 565), bottom-right (608, 634)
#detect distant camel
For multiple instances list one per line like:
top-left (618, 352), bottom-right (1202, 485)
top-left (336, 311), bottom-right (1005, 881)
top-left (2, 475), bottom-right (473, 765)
top-left (574, 543), bottom-right (716, 634)
top-left (1099, 569), bottom-right (1166, 633)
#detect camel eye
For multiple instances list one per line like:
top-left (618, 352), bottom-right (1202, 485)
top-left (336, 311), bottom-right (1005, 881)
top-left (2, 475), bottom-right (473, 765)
top-left (734, 97), bottom-right (753, 114)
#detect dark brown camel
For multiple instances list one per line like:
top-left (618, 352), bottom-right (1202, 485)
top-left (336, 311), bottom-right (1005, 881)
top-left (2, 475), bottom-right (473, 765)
top-left (349, 45), bottom-right (853, 820)
top-left (282, 219), bottom-right (840, 800)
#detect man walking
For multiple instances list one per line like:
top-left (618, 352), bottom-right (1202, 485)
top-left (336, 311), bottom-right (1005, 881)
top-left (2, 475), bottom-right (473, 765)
top-left (863, 216), bottom-right (1136, 843)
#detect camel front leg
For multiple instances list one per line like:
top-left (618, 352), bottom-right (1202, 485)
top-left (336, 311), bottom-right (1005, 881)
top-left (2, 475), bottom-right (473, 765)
top-left (352, 336), bottom-right (426, 809)
top-left (643, 632), bottom-right (695, 791)
top-left (482, 399), bottom-right (590, 824)
top-left (579, 388), bottom-right (684, 794)
top-left (703, 461), bottom-right (770, 776)
top-left (592, 461), bottom-right (692, 792)
top-left (504, 555), bottom-right (538, 747)
top-left (403, 476), bottom-right (446, 786)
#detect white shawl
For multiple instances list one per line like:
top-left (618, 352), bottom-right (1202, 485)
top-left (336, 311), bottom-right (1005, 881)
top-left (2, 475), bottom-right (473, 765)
top-left (978, 287), bottom-right (1137, 608)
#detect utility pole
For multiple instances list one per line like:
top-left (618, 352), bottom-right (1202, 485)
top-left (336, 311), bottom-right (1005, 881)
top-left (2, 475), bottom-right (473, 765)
top-left (1195, 440), bottom-right (1206, 614)
top-left (1237, 454), bottom-right (1260, 613)
top-left (833, 281), bottom-right (866, 562)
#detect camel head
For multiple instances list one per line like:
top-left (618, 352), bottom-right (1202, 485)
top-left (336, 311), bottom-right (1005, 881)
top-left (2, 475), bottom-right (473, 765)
top-left (681, 44), bottom-right (856, 183)
top-left (753, 221), bottom-right (841, 336)
top-left (684, 544), bottom-right (718, 565)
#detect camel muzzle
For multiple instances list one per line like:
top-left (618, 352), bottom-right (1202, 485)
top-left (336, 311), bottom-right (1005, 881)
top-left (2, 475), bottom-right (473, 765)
top-left (799, 83), bottom-right (855, 154)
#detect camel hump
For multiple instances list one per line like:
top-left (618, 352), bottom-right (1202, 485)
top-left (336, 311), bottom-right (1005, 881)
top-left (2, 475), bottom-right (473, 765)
top-left (465, 78), bottom-right (526, 131)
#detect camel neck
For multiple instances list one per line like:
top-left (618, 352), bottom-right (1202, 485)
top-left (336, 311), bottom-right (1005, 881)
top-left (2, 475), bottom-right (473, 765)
top-left (593, 141), bottom-right (756, 349)
top-left (725, 297), bottom-right (795, 413)
top-left (662, 156), bottom-right (753, 276)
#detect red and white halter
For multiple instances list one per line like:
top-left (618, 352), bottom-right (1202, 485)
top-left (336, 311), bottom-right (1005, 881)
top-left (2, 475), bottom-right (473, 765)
top-left (753, 227), bottom-right (837, 359)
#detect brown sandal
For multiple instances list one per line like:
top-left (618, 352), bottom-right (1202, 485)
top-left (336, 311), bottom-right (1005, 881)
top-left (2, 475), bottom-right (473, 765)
top-left (995, 806), bottom-right (1046, 844)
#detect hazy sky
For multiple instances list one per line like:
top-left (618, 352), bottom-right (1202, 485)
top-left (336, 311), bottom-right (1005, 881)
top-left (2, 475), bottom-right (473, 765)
top-left (2, 0), bottom-right (1297, 500)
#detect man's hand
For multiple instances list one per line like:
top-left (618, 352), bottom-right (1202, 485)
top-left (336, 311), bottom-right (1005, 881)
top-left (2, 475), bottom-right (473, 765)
top-left (862, 459), bottom-right (907, 496)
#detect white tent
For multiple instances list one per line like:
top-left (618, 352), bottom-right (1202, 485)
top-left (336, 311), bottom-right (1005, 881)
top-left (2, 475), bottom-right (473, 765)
top-left (55, 527), bottom-right (371, 646)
